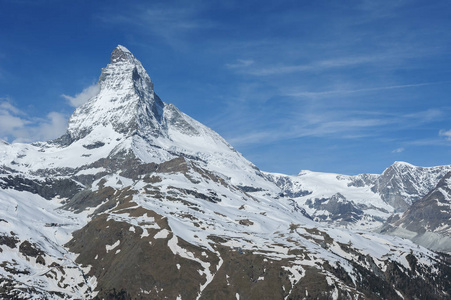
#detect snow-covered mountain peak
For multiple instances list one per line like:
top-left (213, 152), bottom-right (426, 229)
top-left (110, 44), bottom-right (134, 64)
top-left (391, 161), bottom-right (415, 170)
top-left (297, 170), bottom-right (313, 176)
top-left (372, 161), bottom-right (451, 211)
top-left (17, 46), bottom-right (266, 188)
top-left (66, 46), bottom-right (163, 141)
top-left (100, 45), bottom-right (154, 93)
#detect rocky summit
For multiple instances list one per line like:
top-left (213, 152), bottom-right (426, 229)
top-left (0, 46), bottom-right (450, 299)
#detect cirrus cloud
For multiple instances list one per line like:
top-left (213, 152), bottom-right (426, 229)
top-left (392, 147), bottom-right (405, 153)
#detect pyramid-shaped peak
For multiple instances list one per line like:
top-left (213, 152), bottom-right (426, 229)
top-left (110, 45), bottom-right (135, 64)
top-left (65, 45), bottom-right (162, 142)
top-left (116, 44), bottom-right (131, 53)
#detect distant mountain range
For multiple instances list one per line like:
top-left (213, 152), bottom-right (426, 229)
top-left (0, 45), bottom-right (449, 299)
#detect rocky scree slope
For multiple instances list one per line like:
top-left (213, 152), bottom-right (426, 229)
top-left (0, 46), bottom-right (450, 299)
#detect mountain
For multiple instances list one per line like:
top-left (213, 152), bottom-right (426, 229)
top-left (373, 161), bottom-right (451, 211)
top-left (0, 45), bottom-right (450, 299)
top-left (380, 171), bottom-right (451, 253)
top-left (265, 161), bottom-right (451, 231)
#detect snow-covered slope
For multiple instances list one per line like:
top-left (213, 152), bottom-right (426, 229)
top-left (0, 188), bottom-right (95, 299)
top-left (265, 171), bottom-right (391, 230)
top-left (0, 45), bottom-right (450, 299)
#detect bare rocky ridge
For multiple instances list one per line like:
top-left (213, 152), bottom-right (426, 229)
top-left (0, 45), bottom-right (450, 299)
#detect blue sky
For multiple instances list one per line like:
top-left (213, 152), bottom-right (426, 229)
top-left (1, 0), bottom-right (451, 175)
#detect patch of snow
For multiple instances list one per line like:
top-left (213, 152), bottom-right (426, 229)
top-left (106, 240), bottom-right (120, 253)
top-left (154, 229), bottom-right (170, 239)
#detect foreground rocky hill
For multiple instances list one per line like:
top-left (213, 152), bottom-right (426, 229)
top-left (0, 46), bottom-right (449, 299)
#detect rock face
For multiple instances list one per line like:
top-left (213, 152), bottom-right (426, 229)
top-left (372, 161), bottom-right (451, 212)
top-left (0, 45), bottom-right (450, 299)
top-left (380, 172), bottom-right (451, 253)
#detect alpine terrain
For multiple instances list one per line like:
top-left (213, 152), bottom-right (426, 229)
top-left (0, 45), bottom-right (450, 299)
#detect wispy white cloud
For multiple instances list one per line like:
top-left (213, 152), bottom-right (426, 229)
top-left (227, 115), bottom-right (389, 147)
top-left (225, 42), bottom-right (436, 76)
top-left (225, 59), bottom-right (255, 69)
top-left (0, 99), bottom-right (67, 143)
top-left (404, 138), bottom-right (451, 147)
top-left (62, 83), bottom-right (100, 107)
top-left (392, 147), bottom-right (405, 153)
top-left (225, 106), bottom-right (446, 148)
top-left (0, 100), bottom-right (25, 116)
top-left (404, 109), bottom-right (444, 124)
top-left (98, 4), bottom-right (213, 47)
top-left (439, 129), bottom-right (451, 140)
top-left (287, 82), bottom-right (445, 99)
top-left (230, 55), bottom-right (385, 76)
top-left (31, 111), bottom-right (68, 142)
top-left (0, 98), bottom-right (30, 140)
top-left (139, 7), bottom-right (205, 31)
